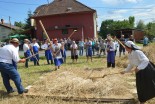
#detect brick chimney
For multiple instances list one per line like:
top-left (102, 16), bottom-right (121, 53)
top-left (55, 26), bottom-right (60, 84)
top-left (1, 19), bottom-right (4, 24)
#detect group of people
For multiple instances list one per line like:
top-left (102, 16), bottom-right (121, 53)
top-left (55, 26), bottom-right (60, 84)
top-left (0, 35), bottom-right (155, 104)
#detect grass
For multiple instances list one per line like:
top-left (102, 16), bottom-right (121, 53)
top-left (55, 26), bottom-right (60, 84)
top-left (0, 47), bottom-right (155, 104)
top-left (0, 56), bottom-right (113, 104)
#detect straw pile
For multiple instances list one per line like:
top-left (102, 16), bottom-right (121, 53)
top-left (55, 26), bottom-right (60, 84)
top-left (142, 43), bottom-right (155, 63)
top-left (29, 68), bottom-right (134, 99)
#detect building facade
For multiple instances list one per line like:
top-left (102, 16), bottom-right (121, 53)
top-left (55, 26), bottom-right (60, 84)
top-left (31, 0), bottom-right (97, 41)
top-left (115, 28), bottom-right (144, 41)
top-left (0, 19), bottom-right (20, 41)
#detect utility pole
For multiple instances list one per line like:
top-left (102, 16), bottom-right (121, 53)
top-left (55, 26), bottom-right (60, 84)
top-left (9, 16), bottom-right (12, 32)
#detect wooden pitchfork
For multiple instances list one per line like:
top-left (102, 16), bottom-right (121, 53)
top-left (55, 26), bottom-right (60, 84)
top-left (88, 72), bottom-right (121, 80)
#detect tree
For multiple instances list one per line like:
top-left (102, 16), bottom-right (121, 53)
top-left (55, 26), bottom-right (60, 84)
top-left (136, 20), bottom-right (145, 30)
top-left (24, 10), bottom-right (33, 29)
top-left (129, 16), bottom-right (135, 28)
top-left (145, 22), bottom-right (155, 39)
top-left (99, 19), bottom-right (114, 38)
top-left (14, 21), bottom-right (25, 29)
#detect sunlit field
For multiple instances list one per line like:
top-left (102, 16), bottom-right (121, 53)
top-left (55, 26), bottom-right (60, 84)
top-left (0, 43), bottom-right (155, 104)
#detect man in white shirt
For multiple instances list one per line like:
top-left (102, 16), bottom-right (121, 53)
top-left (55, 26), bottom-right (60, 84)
top-left (0, 38), bottom-right (28, 94)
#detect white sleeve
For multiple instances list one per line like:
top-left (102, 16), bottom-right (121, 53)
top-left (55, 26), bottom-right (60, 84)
top-left (136, 51), bottom-right (149, 70)
top-left (125, 64), bottom-right (134, 72)
top-left (37, 43), bottom-right (40, 48)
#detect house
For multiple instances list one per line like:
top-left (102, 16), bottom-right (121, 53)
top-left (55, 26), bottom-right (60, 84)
top-left (0, 19), bottom-right (20, 41)
top-left (114, 28), bottom-right (144, 42)
top-left (31, 0), bottom-right (97, 41)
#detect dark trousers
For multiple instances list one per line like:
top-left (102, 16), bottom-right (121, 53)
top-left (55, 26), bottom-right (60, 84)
top-left (47, 59), bottom-right (53, 64)
top-left (107, 62), bottom-right (115, 68)
top-left (33, 53), bottom-right (39, 66)
top-left (24, 53), bottom-right (29, 68)
top-left (0, 62), bottom-right (24, 94)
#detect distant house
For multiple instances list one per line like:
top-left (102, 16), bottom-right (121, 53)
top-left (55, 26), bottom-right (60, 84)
top-left (31, 0), bottom-right (97, 41)
top-left (0, 19), bottom-right (20, 41)
top-left (114, 28), bottom-right (144, 42)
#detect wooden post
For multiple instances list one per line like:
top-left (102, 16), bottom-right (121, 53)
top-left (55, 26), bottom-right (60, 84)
top-left (39, 20), bottom-right (52, 45)
top-left (68, 30), bottom-right (77, 39)
top-left (116, 38), bottom-right (126, 48)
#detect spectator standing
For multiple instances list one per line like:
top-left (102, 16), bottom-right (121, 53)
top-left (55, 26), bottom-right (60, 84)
top-left (70, 41), bottom-right (78, 63)
top-left (85, 38), bottom-right (93, 62)
top-left (143, 36), bottom-right (149, 46)
top-left (78, 39), bottom-right (84, 56)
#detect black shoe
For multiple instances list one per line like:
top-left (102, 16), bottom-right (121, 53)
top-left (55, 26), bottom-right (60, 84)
top-left (7, 89), bottom-right (17, 94)
top-left (7, 90), bottom-right (15, 94)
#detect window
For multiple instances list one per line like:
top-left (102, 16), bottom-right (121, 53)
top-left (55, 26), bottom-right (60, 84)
top-left (62, 29), bottom-right (68, 35)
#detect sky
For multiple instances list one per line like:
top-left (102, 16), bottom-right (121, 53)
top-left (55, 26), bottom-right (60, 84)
top-left (0, 0), bottom-right (155, 30)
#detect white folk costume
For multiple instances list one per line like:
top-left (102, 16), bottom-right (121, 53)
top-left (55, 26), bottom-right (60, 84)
top-left (23, 39), bottom-right (31, 68)
top-left (31, 42), bottom-right (40, 65)
top-left (124, 41), bottom-right (155, 102)
top-left (41, 43), bottom-right (53, 64)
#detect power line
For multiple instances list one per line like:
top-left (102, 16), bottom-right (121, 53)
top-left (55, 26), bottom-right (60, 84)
top-left (0, 0), bottom-right (152, 10)
top-left (91, 7), bottom-right (151, 10)
top-left (0, 0), bottom-right (39, 5)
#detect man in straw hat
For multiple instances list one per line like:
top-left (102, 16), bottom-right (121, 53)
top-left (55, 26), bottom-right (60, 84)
top-left (23, 39), bottom-right (31, 68)
top-left (0, 38), bottom-right (28, 94)
top-left (121, 41), bottom-right (155, 104)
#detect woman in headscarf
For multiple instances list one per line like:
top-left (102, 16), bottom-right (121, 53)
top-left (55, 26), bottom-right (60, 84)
top-left (52, 38), bottom-right (63, 70)
top-left (70, 41), bottom-right (78, 63)
top-left (121, 41), bottom-right (155, 104)
top-left (41, 39), bottom-right (53, 65)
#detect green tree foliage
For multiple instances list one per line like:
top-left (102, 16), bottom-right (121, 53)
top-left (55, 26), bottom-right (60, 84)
top-left (99, 19), bottom-right (114, 38)
top-left (129, 16), bottom-right (135, 28)
top-left (99, 16), bottom-right (135, 38)
top-left (136, 20), bottom-right (145, 30)
top-left (14, 21), bottom-right (25, 29)
top-left (24, 10), bottom-right (33, 29)
top-left (145, 22), bottom-right (155, 39)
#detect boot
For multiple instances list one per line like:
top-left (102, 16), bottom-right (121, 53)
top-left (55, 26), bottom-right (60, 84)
top-left (107, 62), bottom-right (111, 68)
top-left (112, 63), bottom-right (115, 68)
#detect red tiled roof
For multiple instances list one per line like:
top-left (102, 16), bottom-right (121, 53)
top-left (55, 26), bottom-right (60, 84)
top-left (33, 0), bottom-right (96, 17)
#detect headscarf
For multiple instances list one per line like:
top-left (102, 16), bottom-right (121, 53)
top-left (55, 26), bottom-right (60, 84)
top-left (125, 41), bottom-right (140, 50)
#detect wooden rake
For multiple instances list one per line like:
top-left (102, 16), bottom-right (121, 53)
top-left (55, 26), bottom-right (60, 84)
top-left (88, 72), bottom-right (121, 80)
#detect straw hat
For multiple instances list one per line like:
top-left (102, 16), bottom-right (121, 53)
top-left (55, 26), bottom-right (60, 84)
top-left (24, 39), bottom-right (29, 42)
top-left (10, 38), bottom-right (19, 44)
